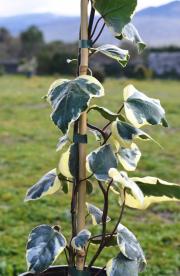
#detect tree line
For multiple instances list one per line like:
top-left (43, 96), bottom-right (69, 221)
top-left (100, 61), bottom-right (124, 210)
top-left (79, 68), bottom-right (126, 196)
top-left (0, 26), bottom-right (77, 75)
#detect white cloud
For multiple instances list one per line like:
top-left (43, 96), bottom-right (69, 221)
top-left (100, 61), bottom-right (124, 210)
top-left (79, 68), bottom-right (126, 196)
top-left (0, 0), bottom-right (176, 17)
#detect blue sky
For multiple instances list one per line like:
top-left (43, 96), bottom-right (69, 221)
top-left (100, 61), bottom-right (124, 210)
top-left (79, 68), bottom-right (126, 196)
top-left (0, 0), bottom-right (176, 17)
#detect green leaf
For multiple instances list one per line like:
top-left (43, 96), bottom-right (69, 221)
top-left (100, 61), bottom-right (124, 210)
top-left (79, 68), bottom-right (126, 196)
top-left (118, 23), bottom-right (146, 53)
top-left (86, 202), bottom-right (111, 225)
top-left (86, 180), bottom-right (94, 195)
top-left (71, 229), bottom-right (91, 251)
top-left (58, 173), bottom-right (69, 194)
top-left (92, 45), bottom-right (129, 67)
top-left (88, 105), bottom-right (125, 122)
top-left (26, 225), bottom-right (66, 274)
top-left (124, 84), bottom-right (168, 128)
top-left (87, 144), bottom-right (118, 181)
top-left (125, 176), bottom-right (180, 209)
top-left (91, 235), bottom-right (117, 247)
top-left (56, 134), bottom-right (70, 152)
top-left (25, 169), bottom-right (61, 201)
top-left (88, 128), bottom-right (102, 142)
top-left (47, 75), bottom-right (104, 134)
top-left (106, 253), bottom-right (139, 276)
top-left (59, 143), bottom-right (78, 179)
top-left (92, 0), bottom-right (137, 37)
top-left (111, 120), bottom-right (152, 148)
top-left (117, 224), bottom-right (146, 272)
top-left (109, 169), bottom-right (144, 205)
top-left (117, 143), bottom-right (141, 171)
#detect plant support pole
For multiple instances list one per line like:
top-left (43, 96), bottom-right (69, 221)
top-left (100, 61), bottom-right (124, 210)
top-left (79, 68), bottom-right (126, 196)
top-left (76, 0), bottom-right (89, 271)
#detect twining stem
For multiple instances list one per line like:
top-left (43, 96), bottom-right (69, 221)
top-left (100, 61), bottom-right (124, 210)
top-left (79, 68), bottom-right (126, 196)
top-left (92, 23), bottom-right (106, 45)
top-left (88, 187), bottom-right (127, 268)
top-left (103, 104), bottom-right (124, 132)
top-left (107, 188), bottom-right (127, 239)
top-left (102, 104), bottom-right (125, 146)
top-left (88, 180), bottom-right (113, 268)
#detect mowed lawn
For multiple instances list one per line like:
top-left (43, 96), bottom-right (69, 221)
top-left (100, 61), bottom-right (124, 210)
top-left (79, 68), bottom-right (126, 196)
top-left (0, 75), bottom-right (179, 276)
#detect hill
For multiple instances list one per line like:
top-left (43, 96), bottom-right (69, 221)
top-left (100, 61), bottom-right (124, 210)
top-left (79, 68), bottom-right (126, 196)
top-left (0, 1), bottom-right (180, 46)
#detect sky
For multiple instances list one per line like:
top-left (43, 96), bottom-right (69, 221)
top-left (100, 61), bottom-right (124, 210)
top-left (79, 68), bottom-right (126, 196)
top-left (0, 0), bottom-right (176, 17)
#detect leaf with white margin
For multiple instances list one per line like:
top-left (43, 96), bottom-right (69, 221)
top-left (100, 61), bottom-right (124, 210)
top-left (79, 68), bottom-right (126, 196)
top-left (87, 144), bottom-right (118, 181)
top-left (92, 45), bottom-right (130, 67)
top-left (119, 23), bottom-right (146, 53)
top-left (86, 202), bottom-right (111, 225)
top-left (26, 225), bottom-right (66, 274)
top-left (89, 127), bottom-right (102, 142)
top-left (117, 224), bottom-right (146, 272)
top-left (59, 144), bottom-right (78, 179)
top-left (25, 169), bottom-right (61, 201)
top-left (111, 120), bottom-right (151, 148)
top-left (117, 143), bottom-right (141, 171)
top-left (106, 253), bottom-right (139, 276)
top-left (71, 229), bottom-right (91, 251)
top-left (124, 85), bottom-right (168, 128)
top-left (88, 105), bottom-right (125, 122)
top-left (58, 173), bottom-right (69, 194)
top-left (46, 75), bottom-right (104, 134)
top-left (92, 0), bottom-right (137, 38)
top-left (124, 176), bottom-right (180, 209)
top-left (56, 134), bottom-right (70, 152)
top-left (91, 235), bottom-right (117, 247)
top-left (109, 169), bottom-right (144, 205)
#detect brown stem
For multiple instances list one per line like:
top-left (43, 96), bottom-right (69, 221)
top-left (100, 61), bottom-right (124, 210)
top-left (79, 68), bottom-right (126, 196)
top-left (88, 180), bottom-right (113, 268)
top-left (88, 187), bottom-right (126, 268)
top-left (102, 104), bottom-right (124, 132)
top-left (107, 188), bottom-right (127, 240)
top-left (102, 104), bottom-right (125, 145)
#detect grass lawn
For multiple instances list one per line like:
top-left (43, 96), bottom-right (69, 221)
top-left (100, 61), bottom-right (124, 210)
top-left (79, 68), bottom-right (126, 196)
top-left (0, 75), bottom-right (179, 275)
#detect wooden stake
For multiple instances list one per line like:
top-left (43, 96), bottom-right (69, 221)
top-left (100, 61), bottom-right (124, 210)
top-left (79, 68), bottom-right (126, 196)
top-left (76, 0), bottom-right (89, 271)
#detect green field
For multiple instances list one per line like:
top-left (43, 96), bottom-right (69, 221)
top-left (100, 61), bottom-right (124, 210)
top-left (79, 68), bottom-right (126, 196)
top-left (0, 75), bottom-right (179, 275)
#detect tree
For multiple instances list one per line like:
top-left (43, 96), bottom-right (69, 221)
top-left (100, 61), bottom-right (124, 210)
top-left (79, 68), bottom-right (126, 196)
top-left (20, 25), bottom-right (44, 58)
top-left (0, 28), bottom-right (11, 43)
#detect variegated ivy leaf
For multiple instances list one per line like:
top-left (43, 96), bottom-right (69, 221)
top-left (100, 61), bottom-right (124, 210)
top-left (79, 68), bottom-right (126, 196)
top-left (88, 105), bottom-right (125, 122)
top-left (86, 203), bottom-right (111, 225)
top-left (58, 173), bottom-right (69, 194)
top-left (92, 0), bottom-right (137, 38)
top-left (106, 253), bottom-right (139, 276)
top-left (124, 85), bottom-right (168, 128)
top-left (117, 224), bottom-right (146, 272)
top-left (59, 143), bottom-right (78, 179)
top-left (111, 120), bottom-right (151, 149)
top-left (26, 225), bottom-right (66, 274)
top-left (91, 234), bottom-right (117, 247)
top-left (109, 169), bottom-right (144, 205)
top-left (56, 134), bottom-right (70, 152)
top-left (89, 127), bottom-right (102, 142)
top-left (46, 75), bottom-right (104, 134)
top-left (125, 176), bottom-right (180, 210)
top-left (87, 144), bottom-right (118, 181)
top-left (117, 143), bottom-right (141, 171)
top-left (25, 169), bottom-right (61, 201)
top-left (71, 229), bottom-right (91, 251)
top-left (92, 45), bottom-right (129, 67)
top-left (119, 23), bottom-right (146, 53)
top-left (86, 180), bottom-right (94, 195)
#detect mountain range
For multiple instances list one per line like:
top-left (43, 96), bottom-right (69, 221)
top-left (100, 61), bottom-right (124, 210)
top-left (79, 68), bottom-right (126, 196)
top-left (0, 1), bottom-right (180, 46)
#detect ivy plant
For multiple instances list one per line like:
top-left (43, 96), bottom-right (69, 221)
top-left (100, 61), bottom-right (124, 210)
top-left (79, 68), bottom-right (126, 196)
top-left (24, 0), bottom-right (180, 275)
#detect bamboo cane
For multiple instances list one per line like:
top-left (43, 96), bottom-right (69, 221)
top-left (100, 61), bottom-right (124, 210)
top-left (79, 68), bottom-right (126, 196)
top-left (76, 0), bottom-right (89, 271)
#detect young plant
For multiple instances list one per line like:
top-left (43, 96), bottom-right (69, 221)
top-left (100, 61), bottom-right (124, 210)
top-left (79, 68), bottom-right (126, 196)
top-left (24, 0), bottom-right (180, 275)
